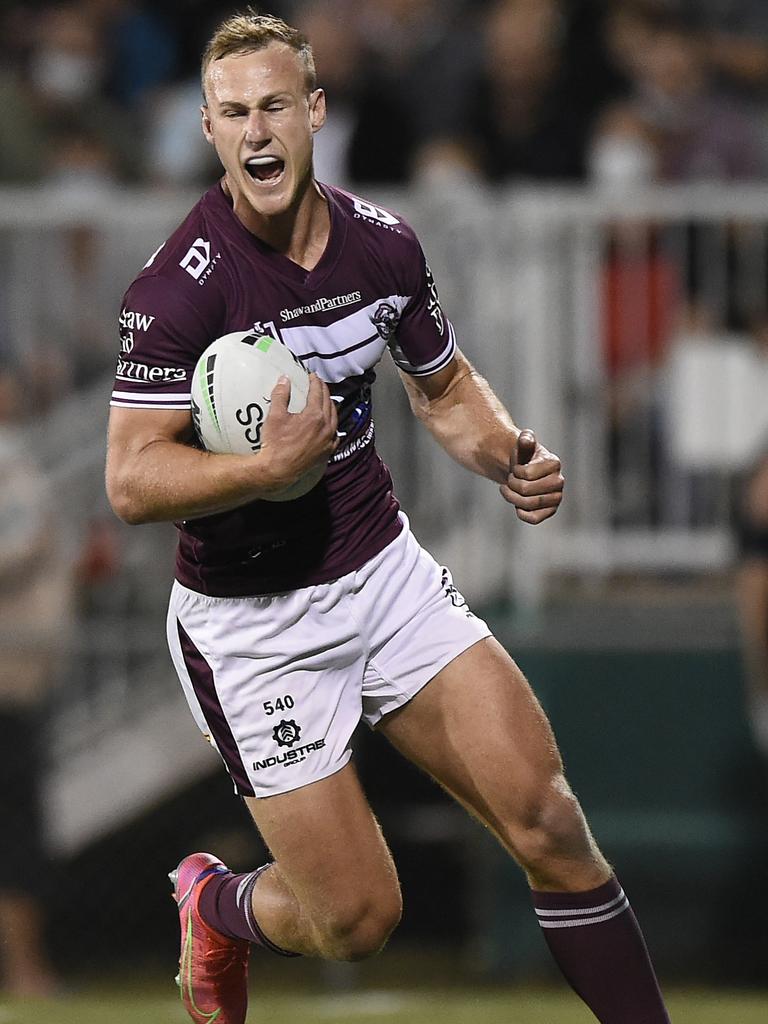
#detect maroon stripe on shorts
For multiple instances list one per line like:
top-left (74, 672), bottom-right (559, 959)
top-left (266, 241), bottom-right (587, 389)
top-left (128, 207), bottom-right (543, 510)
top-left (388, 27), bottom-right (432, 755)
top-left (176, 620), bottom-right (255, 797)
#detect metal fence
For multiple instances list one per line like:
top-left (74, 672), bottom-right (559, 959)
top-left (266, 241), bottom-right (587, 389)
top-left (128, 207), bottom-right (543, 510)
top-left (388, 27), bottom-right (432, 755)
top-left (1, 183), bottom-right (765, 850)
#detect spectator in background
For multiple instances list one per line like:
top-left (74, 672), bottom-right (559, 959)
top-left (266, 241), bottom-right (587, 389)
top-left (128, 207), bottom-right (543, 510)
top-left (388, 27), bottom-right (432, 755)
top-left (605, 0), bottom-right (768, 92)
top-left (0, 1), bottom-right (136, 183)
top-left (144, 78), bottom-right (222, 187)
top-left (293, 0), bottom-right (363, 186)
top-left (0, 364), bottom-right (73, 996)
top-left (601, 5), bottom-right (764, 181)
top-left (423, 0), bottom-right (622, 184)
top-left (82, 0), bottom-right (177, 111)
top-left (660, 0), bottom-right (768, 94)
top-left (347, 0), bottom-right (477, 183)
top-left (469, 0), bottom-right (586, 180)
top-left (636, 15), bottom-right (762, 181)
top-left (588, 101), bottom-right (659, 189)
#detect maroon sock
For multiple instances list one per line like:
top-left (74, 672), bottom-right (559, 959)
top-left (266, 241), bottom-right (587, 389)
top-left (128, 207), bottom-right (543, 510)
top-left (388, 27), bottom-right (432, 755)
top-left (532, 876), bottom-right (670, 1024)
top-left (198, 864), bottom-right (299, 957)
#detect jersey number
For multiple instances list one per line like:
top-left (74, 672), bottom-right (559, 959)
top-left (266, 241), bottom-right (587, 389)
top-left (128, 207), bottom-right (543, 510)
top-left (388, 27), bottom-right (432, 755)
top-left (263, 695), bottom-right (295, 716)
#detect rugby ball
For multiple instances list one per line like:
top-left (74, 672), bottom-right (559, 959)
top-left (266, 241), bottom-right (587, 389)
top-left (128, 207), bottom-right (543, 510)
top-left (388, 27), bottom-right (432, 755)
top-left (191, 330), bottom-right (326, 501)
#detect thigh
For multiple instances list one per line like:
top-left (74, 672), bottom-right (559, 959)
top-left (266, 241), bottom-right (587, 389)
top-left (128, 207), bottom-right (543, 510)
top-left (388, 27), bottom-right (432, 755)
top-left (244, 760), bottom-right (398, 919)
top-left (378, 636), bottom-right (565, 840)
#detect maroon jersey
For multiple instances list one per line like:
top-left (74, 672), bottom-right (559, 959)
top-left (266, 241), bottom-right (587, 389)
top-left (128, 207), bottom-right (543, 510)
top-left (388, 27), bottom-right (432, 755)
top-left (111, 183), bottom-right (455, 596)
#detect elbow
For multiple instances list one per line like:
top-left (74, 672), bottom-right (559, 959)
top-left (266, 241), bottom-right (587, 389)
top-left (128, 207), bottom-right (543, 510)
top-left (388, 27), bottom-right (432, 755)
top-left (106, 474), bottom-right (150, 526)
top-left (108, 493), bottom-right (146, 526)
top-left (113, 503), bottom-right (149, 527)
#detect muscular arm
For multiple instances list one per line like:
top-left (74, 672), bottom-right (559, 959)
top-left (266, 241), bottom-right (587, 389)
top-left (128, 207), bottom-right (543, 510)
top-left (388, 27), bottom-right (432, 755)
top-left (106, 375), bottom-right (338, 525)
top-left (399, 349), bottom-right (563, 524)
top-left (400, 349), bottom-right (518, 483)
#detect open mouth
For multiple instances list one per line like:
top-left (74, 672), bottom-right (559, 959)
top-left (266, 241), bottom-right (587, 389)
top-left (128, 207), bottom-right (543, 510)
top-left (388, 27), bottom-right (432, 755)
top-left (245, 156), bottom-right (285, 184)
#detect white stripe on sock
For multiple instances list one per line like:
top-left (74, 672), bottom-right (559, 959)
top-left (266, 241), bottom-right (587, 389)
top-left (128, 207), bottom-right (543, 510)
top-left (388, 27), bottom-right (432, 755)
top-left (235, 872), bottom-right (260, 909)
top-left (537, 897), bottom-right (630, 929)
top-left (535, 889), bottom-right (626, 918)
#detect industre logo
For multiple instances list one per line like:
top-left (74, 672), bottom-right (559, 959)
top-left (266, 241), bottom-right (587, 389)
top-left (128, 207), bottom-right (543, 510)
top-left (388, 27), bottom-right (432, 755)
top-left (252, 739), bottom-right (326, 771)
top-left (272, 719), bottom-right (301, 747)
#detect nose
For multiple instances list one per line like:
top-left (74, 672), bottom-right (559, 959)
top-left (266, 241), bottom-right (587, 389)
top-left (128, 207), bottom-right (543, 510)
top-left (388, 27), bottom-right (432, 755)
top-left (244, 110), bottom-right (270, 145)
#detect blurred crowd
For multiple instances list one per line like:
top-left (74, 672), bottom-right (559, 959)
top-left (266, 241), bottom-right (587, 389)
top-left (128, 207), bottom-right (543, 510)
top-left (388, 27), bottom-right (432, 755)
top-left (2, 0), bottom-right (768, 191)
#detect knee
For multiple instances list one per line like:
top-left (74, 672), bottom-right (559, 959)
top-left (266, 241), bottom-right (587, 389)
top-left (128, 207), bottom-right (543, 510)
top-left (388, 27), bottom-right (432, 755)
top-left (321, 885), bottom-right (402, 962)
top-left (504, 774), bottom-right (597, 872)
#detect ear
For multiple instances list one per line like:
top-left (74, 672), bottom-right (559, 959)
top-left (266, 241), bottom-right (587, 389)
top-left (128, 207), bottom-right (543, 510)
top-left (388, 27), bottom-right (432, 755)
top-left (309, 88), bottom-right (326, 134)
top-left (201, 105), bottom-right (214, 145)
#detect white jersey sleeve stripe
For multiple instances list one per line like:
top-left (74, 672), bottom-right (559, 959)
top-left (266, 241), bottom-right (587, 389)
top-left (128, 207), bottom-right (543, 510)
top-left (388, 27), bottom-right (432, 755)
top-left (111, 390), bottom-right (192, 401)
top-left (110, 400), bottom-right (192, 410)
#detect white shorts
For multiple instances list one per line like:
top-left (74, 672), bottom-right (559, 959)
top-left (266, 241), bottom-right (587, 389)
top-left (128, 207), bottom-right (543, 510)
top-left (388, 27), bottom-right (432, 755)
top-left (166, 516), bottom-right (491, 798)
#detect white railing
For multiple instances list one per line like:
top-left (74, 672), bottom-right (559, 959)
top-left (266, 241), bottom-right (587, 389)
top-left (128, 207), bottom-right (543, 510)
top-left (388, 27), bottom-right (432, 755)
top-left (5, 182), bottom-right (764, 608)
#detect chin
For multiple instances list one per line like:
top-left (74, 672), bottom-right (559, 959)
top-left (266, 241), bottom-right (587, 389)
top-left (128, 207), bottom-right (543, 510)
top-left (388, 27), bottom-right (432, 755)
top-left (242, 178), bottom-right (297, 217)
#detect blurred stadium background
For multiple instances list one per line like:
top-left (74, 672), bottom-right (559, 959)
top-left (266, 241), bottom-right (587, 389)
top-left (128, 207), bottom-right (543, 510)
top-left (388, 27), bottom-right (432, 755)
top-left (1, 0), bottom-right (768, 1019)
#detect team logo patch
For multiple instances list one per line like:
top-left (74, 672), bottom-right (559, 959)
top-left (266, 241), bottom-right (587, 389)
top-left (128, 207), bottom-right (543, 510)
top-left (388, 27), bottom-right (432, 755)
top-left (273, 719), bottom-right (302, 747)
top-left (441, 567), bottom-right (472, 614)
top-left (370, 302), bottom-right (401, 341)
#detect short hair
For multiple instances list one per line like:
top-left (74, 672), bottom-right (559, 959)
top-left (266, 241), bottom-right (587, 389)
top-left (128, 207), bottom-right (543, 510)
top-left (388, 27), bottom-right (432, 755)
top-left (201, 8), bottom-right (317, 103)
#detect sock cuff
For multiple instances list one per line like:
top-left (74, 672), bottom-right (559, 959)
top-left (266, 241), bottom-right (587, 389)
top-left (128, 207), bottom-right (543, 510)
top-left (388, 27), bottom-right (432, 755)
top-left (241, 865), bottom-right (301, 958)
top-left (531, 875), bottom-right (630, 928)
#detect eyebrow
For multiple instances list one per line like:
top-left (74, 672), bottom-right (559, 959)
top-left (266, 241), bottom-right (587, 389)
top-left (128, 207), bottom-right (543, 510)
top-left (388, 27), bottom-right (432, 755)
top-left (217, 92), bottom-right (292, 110)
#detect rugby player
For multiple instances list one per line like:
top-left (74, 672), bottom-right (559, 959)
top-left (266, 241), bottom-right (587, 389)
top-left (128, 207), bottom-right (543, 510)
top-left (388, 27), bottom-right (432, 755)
top-left (105, 11), bottom-right (671, 1024)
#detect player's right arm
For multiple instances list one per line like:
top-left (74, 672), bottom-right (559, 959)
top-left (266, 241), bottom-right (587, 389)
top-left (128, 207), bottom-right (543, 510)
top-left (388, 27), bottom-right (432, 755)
top-left (106, 374), bottom-right (337, 524)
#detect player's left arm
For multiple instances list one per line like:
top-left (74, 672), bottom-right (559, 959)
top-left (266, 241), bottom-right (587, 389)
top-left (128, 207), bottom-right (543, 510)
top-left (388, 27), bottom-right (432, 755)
top-left (399, 349), bottom-right (564, 524)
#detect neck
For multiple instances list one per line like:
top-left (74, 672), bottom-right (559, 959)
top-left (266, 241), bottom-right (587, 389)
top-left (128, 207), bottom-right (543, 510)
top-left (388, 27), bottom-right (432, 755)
top-left (224, 176), bottom-right (330, 272)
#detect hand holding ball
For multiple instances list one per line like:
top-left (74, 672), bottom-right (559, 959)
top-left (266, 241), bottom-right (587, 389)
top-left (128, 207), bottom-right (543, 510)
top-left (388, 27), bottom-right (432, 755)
top-left (191, 331), bottom-right (327, 501)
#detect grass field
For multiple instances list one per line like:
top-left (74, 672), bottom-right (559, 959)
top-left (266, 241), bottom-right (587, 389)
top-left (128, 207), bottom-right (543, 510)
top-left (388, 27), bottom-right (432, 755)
top-left (2, 986), bottom-right (767, 1023)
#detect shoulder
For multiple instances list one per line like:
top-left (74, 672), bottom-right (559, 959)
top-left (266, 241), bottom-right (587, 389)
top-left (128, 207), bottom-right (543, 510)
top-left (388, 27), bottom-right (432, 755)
top-left (123, 184), bottom-right (228, 317)
top-left (324, 184), bottom-right (424, 271)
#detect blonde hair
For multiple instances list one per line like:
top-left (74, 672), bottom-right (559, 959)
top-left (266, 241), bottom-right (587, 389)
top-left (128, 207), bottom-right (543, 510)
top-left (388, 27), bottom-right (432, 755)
top-left (201, 9), bottom-right (316, 101)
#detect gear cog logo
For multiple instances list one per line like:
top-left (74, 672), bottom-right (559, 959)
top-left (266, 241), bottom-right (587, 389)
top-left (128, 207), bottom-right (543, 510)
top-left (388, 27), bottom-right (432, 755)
top-left (273, 719), bottom-right (301, 747)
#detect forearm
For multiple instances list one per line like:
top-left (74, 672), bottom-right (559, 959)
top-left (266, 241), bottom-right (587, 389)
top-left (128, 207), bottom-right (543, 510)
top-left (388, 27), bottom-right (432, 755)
top-left (407, 366), bottom-right (519, 482)
top-left (107, 438), bottom-right (281, 524)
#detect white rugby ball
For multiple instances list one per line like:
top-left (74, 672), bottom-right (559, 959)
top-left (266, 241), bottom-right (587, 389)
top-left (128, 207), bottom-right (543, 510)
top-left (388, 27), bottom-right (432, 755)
top-left (191, 330), bottom-right (326, 502)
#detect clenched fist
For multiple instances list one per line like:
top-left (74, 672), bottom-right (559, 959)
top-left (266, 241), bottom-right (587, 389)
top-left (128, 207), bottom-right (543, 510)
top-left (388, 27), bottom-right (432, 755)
top-left (499, 429), bottom-right (564, 524)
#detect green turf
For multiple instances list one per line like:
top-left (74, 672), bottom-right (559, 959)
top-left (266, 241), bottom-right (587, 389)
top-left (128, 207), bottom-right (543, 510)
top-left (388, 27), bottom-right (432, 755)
top-left (1, 988), bottom-right (767, 1023)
